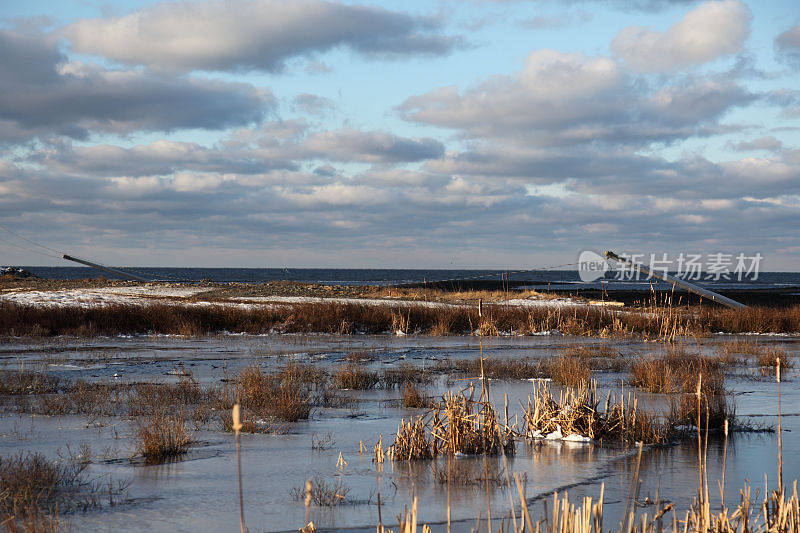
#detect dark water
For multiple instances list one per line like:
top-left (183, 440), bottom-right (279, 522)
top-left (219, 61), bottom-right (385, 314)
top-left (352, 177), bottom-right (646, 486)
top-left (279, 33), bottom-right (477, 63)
top-left (15, 266), bottom-right (800, 291)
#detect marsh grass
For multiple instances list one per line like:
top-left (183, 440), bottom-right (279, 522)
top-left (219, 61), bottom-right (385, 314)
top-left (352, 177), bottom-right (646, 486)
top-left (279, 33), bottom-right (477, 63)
top-left (402, 383), bottom-right (433, 409)
top-left (290, 476), bottom-right (350, 506)
top-left (669, 391), bottom-right (734, 431)
top-left (234, 365), bottom-right (311, 427)
top-left (4, 299), bottom-right (799, 338)
top-left (0, 370), bottom-right (61, 395)
top-left (436, 357), bottom-right (540, 380)
top-left (0, 452), bottom-right (80, 520)
top-left (629, 349), bottom-right (732, 430)
top-left (392, 388), bottom-right (514, 460)
top-left (629, 349), bottom-right (724, 395)
top-left (0, 450), bottom-right (127, 528)
top-left (542, 352), bottom-right (592, 387)
top-left (524, 381), bottom-right (668, 445)
top-left (134, 412), bottom-right (192, 463)
top-left (756, 347), bottom-right (793, 371)
top-left (333, 364), bottom-right (380, 390)
top-left (382, 363), bottom-right (432, 389)
top-left (436, 351), bottom-right (619, 382)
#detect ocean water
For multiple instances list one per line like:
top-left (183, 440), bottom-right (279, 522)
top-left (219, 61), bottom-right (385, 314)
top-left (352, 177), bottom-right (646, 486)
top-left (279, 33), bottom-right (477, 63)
top-left (15, 266), bottom-right (800, 291)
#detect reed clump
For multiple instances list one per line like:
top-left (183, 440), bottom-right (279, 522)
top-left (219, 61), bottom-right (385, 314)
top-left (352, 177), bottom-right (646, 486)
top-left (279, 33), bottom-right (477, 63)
top-left (757, 347), bottom-right (793, 371)
top-left (402, 383), bottom-right (433, 409)
top-left (542, 352), bottom-right (592, 387)
top-left (290, 476), bottom-right (350, 506)
top-left (392, 388), bottom-right (514, 460)
top-left (524, 381), bottom-right (669, 444)
top-left (333, 364), bottom-right (380, 390)
top-left (436, 357), bottom-right (541, 380)
top-left (630, 350), bottom-right (731, 430)
top-left (234, 365), bottom-right (311, 428)
top-left (0, 452), bottom-right (79, 521)
top-left (134, 412), bottom-right (192, 463)
top-left (629, 349), bottom-right (724, 395)
top-left (382, 363), bottom-right (432, 388)
top-left (127, 371), bottom-right (205, 416)
top-left (0, 450), bottom-right (125, 527)
top-left (0, 369), bottom-right (61, 395)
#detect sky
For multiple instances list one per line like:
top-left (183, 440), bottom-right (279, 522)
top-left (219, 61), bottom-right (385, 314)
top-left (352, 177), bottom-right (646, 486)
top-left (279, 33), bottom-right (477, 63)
top-left (0, 0), bottom-right (799, 270)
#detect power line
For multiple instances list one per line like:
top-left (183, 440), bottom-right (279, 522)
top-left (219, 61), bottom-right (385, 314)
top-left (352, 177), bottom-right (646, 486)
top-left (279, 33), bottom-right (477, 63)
top-left (0, 234), bottom-right (62, 261)
top-left (0, 222), bottom-right (64, 256)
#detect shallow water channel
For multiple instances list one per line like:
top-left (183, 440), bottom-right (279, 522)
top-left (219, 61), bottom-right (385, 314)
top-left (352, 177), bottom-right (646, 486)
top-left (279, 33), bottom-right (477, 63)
top-left (1, 334), bottom-right (798, 532)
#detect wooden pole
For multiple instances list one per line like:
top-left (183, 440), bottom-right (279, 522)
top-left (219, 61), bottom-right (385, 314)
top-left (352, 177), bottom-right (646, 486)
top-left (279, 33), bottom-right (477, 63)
top-left (62, 254), bottom-right (150, 282)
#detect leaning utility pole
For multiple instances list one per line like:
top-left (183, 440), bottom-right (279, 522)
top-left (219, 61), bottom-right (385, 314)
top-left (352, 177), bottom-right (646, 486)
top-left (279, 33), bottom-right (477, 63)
top-left (604, 250), bottom-right (746, 309)
top-left (62, 254), bottom-right (150, 282)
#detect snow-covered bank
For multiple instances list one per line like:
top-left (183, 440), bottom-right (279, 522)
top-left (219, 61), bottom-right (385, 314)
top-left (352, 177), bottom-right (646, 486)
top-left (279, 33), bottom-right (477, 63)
top-left (0, 285), bottom-right (587, 310)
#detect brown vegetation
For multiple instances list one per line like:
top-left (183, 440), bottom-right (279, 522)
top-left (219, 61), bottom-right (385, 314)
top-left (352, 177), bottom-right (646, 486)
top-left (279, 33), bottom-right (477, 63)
top-left (0, 370), bottom-right (60, 395)
top-left (435, 357), bottom-right (541, 380)
top-left (3, 299), bottom-right (800, 338)
top-left (629, 349), bottom-right (732, 429)
top-left (332, 364), bottom-right (380, 390)
top-left (629, 349), bottom-right (724, 395)
top-left (392, 388), bottom-right (514, 460)
top-left (756, 346), bottom-right (793, 370)
top-left (402, 383), bottom-right (433, 409)
top-left (290, 476), bottom-right (350, 506)
top-left (134, 412), bottom-right (192, 463)
top-left (524, 381), bottom-right (667, 445)
top-left (541, 352), bottom-right (592, 387)
top-left (0, 451), bottom-right (126, 529)
top-left (233, 365), bottom-right (311, 428)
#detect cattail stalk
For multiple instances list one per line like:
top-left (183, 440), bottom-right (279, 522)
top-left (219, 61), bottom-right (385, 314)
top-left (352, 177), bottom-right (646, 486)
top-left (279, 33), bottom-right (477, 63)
top-left (233, 403), bottom-right (246, 533)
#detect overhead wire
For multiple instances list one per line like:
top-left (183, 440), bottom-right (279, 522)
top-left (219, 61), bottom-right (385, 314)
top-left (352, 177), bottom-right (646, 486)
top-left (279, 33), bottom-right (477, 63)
top-left (1, 221), bottom-right (583, 285)
top-left (0, 222), bottom-right (64, 257)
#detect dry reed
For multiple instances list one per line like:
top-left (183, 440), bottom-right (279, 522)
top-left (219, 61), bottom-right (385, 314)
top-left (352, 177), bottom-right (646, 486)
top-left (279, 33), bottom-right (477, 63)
top-left (134, 412), bottom-right (192, 463)
top-left (392, 388), bottom-right (514, 460)
top-left (4, 299), bottom-right (799, 338)
top-left (524, 381), bottom-right (668, 445)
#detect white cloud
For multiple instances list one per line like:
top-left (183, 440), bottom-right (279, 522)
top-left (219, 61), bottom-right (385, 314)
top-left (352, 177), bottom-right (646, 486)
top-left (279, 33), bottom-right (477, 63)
top-left (611, 0), bottom-right (751, 72)
top-left (401, 50), bottom-right (626, 138)
top-left (62, 0), bottom-right (459, 73)
top-left (775, 25), bottom-right (800, 67)
top-left (401, 48), bottom-right (750, 146)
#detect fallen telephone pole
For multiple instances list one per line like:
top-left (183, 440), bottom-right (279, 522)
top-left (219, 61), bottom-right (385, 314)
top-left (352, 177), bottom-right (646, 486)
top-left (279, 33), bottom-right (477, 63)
top-left (604, 250), bottom-right (746, 310)
top-left (62, 254), bottom-right (150, 283)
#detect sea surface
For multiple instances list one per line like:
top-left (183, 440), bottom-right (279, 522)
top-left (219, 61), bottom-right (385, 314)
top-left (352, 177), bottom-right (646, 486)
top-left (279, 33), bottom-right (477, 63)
top-left (12, 266), bottom-right (800, 291)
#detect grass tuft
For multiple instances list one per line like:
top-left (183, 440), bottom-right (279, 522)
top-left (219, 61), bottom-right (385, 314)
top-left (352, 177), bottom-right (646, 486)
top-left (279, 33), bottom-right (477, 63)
top-left (134, 412), bottom-right (192, 463)
top-left (333, 364), bottom-right (380, 390)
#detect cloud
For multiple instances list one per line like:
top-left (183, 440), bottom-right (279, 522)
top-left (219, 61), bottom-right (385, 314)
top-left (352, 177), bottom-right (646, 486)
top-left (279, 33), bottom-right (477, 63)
top-left (400, 49), bottom-right (751, 146)
top-left (480, 0), bottom-right (696, 13)
top-left (0, 29), bottom-right (270, 143)
top-left (292, 94), bottom-right (336, 117)
top-left (30, 139), bottom-right (296, 177)
top-left (521, 11), bottom-right (593, 29)
top-left (293, 130), bottom-right (445, 163)
top-left (62, 0), bottom-right (460, 74)
top-left (401, 50), bottom-right (626, 139)
top-left (775, 25), bottom-right (800, 67)
top-left (28, 125), bottom-right (445, 178)
top-left (728, 136), bottom-right (784, 152)
top-left (611, 0), bottom-right (751, 72)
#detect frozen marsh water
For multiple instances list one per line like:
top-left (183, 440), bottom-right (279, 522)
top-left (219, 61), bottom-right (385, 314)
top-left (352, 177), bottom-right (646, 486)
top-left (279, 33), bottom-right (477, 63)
top-left (1, 333), bottom-right (798, 532)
